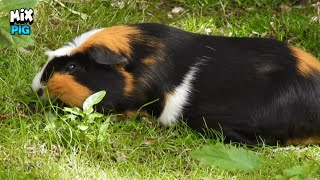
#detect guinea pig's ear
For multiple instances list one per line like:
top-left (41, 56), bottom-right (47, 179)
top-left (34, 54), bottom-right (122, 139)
top-left (89, 46), bottom-right (128, 65)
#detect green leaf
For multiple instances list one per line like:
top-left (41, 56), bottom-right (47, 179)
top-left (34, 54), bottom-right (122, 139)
top-left (61, 114), bottom-right (77, 121)
top-left (0, 0), bottom-right (38, 12)
top-left (191, 143), bottom-right (261, 171)
top-left (11, 33), bottom-right (34, 47)
top-left (85, 134), bottom-right (96, 141)
top-left (77, 124), bottom-right (89, 131)
top-left (97, 118), bottom-right (110, 142)
top-left (44, 122), bottom-right (56, 132)
top-left (63, 107), bottom-right (82, 116)
top-left (83, 91), bottom-right (106, 113)
top-left (0, 18), bottom-right (14, 47)
top-left (276, 163), bottom-right (317, 180)
top-left (99, 119), bottom-right (110, 133)
top-left (86, 112), bottom-right (104, 123)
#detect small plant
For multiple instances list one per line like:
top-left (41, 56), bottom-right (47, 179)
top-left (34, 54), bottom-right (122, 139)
top-left (191, 143), bottom-right (262, 172)
top-left (44, 91), bottom-right (111, 146)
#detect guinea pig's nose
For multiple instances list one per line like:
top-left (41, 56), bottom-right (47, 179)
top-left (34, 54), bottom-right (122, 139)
top-left (36, 89), bottom-right (44, 97)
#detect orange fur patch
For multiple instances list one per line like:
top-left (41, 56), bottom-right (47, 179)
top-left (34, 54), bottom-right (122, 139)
top-left (141, 48), bottom-right (165, 65)
top-left (163, 92), bottom-right (173, 107)
top-left (140, 53), bottom-right (166, 89)
top-left (144, 36), bottom-right (165, 49)
top-left (115, 67), bottom-right (134, 96)
top-left (289, 46), bottom-right (320, 77)
top-left (285, 136), bottom-right (320, 145)
top-left (47, 73), bottom-right (93, 107)
top-left (74, 26), bottom-right (141, 57)
top-left (142, 56), bottom-right (157, 65)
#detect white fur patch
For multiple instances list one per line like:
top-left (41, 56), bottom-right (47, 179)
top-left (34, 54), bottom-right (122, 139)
top-left (72, 29), bottom-right (102, 47)
top-left (158, 61), bottom-right (204, 126)
top-left (31, 60), bottom-right (48, 96)
top-left (45, 46), bottom-right (74, 60)
top-left (45, 29), bottom-right (102, 59)
top-left (32, 28), bottom-right (102, 96)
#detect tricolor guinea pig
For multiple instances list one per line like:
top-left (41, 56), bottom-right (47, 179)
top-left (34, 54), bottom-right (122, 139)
top-left (32, 23), bottom-right (320, 145)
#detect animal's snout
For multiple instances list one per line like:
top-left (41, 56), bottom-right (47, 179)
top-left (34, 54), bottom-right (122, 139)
top-left (36, 88), bottom-right (44, 97)
top-left (32, 69), bottom-right (46, 98)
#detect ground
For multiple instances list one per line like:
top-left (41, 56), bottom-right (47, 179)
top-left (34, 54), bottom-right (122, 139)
top-left (1, 0), bottom-right (320, 179)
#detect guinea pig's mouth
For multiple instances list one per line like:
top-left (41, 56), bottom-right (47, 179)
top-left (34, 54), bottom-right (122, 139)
top-left (31, 79), bottom-right (51, 100)
top-left (32, 69), bottom-right (48, 99)
top-left (32, 84), bottom-right (47, 99)
top-left (33, 87), bottom-right (64, 107)
top-left (36, 88), bottom-right (44, 98)
top-left (33, 87), bottom-right (52, 100)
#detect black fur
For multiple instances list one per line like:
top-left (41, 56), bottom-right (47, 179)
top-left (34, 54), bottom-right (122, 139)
top-left (37, 23), bottom-right (320, 145)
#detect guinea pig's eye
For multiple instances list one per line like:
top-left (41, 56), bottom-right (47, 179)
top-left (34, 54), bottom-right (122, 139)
top-left (66, 64), bottom-right (76, 72)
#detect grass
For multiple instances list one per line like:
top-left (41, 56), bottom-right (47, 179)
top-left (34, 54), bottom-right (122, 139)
top-left (1, 0), bottom-right (320, 179)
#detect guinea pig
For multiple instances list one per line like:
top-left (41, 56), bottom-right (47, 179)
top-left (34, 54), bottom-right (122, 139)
top-left (32, 23), bottom-right (320, 145)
